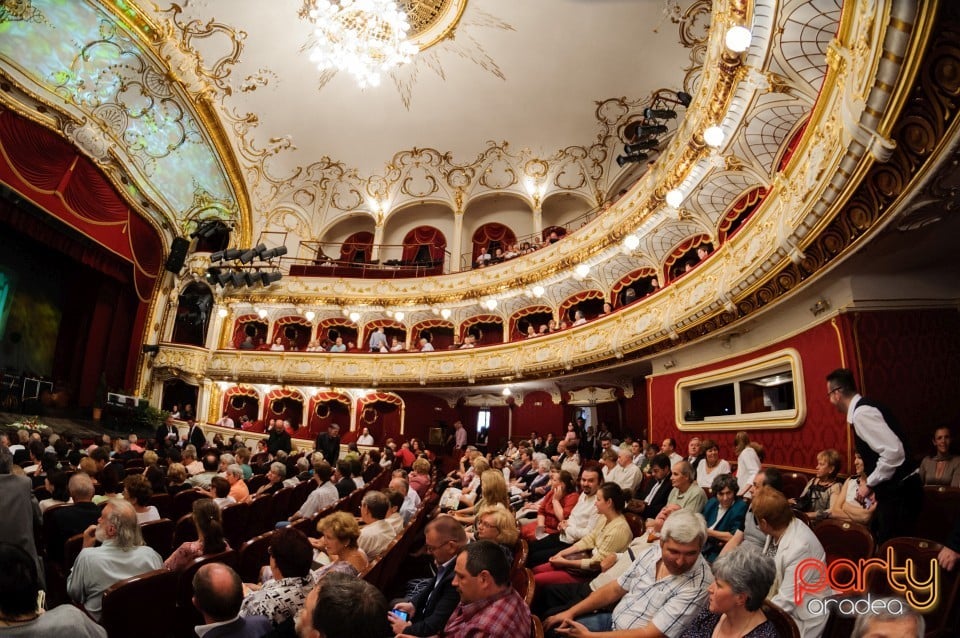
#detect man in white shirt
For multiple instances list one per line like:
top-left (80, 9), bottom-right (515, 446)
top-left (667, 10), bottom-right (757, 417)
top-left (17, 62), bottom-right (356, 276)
top-left (607, 450), bottom-right (642, 496)
top-left (390, 476), bottom-right (420, 525)
top-left (527, 467), bottom-right (601, 566)
top-left (358, 491), bottom-right (396, 560)
top-left (357, 427), bottom-right (375, 446)
top-left (215, 412), bottom-right (235, 429)
top-left (661, 438), bottom-right (683, 467)
top-left (288, 461), bottom-right (338, 523)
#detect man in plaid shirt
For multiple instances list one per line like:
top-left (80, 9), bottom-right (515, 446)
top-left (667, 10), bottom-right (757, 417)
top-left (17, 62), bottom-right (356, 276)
top-left (435, 540), bottom-right (531, 637)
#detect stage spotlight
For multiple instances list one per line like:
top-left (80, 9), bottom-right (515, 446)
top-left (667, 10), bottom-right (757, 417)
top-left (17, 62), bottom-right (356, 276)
top-left (229, 271), bottom-right (245, 287)
top-left (205, 267), bottom-right (222, 286)
top-left (636, 124), bottom-right (668, 137)
top-left (676, 91), bottom-right (692, 107)
top-left (223, 248), bottom-right (242, 261)
top-left (616, 152), bottom-right (648, 167)
top-left (210, 251), bottom-right (226, 262)
top-left (243, 271), bottom-right (259, 287)
top-left (260, 246), bottom-right (289, 260)
top-left (624, 139), bottom-right (658, 153)
top-left (141, 344), bottom-right (161, 354)
top-left (239, 244), bottom-right (266, 264)
top-left (644, 107), bottom-right (677, 120)
top-left (217, 270), bottom-right (233, 286)
top-left (261, 271), bottom-right (283, 286)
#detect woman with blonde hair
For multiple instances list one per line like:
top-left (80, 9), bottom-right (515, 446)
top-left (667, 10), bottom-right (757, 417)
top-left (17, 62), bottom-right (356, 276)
top-left (452, 469), bottom-right (511, 526)
top-left (475, 505), bottom-right (519, 547)
top-left (164, 498), bottom-right (229, 571)
top-left (794, 448), bottom-right (842, 521)
top-left (734, 431), bottom-right (763, 497)
top-left (310, 511), bottom-right (369, 580)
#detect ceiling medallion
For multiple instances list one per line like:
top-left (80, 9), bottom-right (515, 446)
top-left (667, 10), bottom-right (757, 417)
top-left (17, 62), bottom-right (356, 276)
top-left (400, 0), bottom-right (468, 52)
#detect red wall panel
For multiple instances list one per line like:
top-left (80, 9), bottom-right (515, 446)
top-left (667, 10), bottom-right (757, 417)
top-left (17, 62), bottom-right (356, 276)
top-left (512, 391), bottom-right (564, 440)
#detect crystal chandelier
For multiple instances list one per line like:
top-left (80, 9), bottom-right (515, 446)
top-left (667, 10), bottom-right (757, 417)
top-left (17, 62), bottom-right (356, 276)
top-left (306, 0), bottom-right (419, 88)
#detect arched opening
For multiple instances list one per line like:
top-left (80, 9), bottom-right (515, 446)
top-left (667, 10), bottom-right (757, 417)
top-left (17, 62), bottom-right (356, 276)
top-left (363, 319), bottom-right (406, 351)
top-left (559, 291), bottom-right (604, 328)
top-left (341, 231), bottom-right (374, 264)
top-left (470, 222), bottom-right (517, 268)
top-left (271, 316), bottom-right (312, 351)
top-left (612, 268), bottom-right (658, 308)
top-left (264, 389), bottom-right (305, 435)
top-left (233, 315), bottom-right (268, 349)
top-left (319, 319), bottom-right (358, 351)
top-left (461, 315), bottom-right (504, 346)
top-left (542, 192), bottom-right (594, 234)
top-left (510, 306), bottom-right (554, 339)
top-left (400, 225), bottom-right (447, 273)
top-left (222, 387), bottom-right (260, 429)
top-left (357, 392), bottom-right (404, 441)
top-left (307, 392), bottom-right (352, 440)
top-left (411, 320), bottom-right (454, 351)
top-left (172, 282), bottom-right (214, 346)
top-left (665, 234), bottom-right (712, 283)
top-left (718, 186), bottom-right (768, 244)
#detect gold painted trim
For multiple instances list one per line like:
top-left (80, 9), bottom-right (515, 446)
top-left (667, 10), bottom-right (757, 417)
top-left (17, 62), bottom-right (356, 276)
top-left (674, 348), bottom-right (806, 431)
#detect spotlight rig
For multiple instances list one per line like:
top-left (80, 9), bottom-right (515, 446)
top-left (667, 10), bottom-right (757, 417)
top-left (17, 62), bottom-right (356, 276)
top-left (616, 89), bottom-right (692, 168)
top-left (207, 243), bottom-right (288, 290)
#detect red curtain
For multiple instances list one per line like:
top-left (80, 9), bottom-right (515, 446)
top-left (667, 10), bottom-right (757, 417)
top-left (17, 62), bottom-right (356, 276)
top-left (357, 392), bottom-right (404, 440)
top-left (340, 231), bottom-right (374, 263)
top-left (541, 225), bottom-right (567, 242)
top-left (271, 316), bottom-right (312, 351)
top-left (460, 315), bottom-right (503, 344)
top-left (362, 319), bottom-right (406, 350)
top-left (410, 320), bottom-right (454, 350)
top-left (222, 387), bottom-right (260, 425)
top-left (471, 223), bottom-right (516, 263)
top-left (664, 234), bottom-right (711, 283)
top-left (306, 392), bottom-right (352, 440)
top-left (559, 291), bottom-right (604, 324)
top-left (319, 318), bottom-right (358, 348)
top-left (402, 226), bottom-right (446, 263)
top-left (263, 388), bottom-right (306, 434)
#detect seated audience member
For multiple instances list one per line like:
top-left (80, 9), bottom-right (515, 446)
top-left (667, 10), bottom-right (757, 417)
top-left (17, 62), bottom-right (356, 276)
top-left (920, 426), bottom-right (960, 486)
top-left (648, 461), bottom-right (707, 534)
top-left (123, 474), bottom-right (160, 524)
top-left (167, 463), bottom-right (193, 496)
top-left (635, 453), bottom-right (672, 519)
top-left (254, 462), bottom-right (287, 497)
top-left (310, 511), bottom-right (369, 579)
top-left (826, 452), bottom-right (877, 524)
top-left (452, 470), bottom-right (511, 527)
top-left (144, 464), bottom-right (166, 496)
top-left (938, 514), bottom-right (960, 571)
top-left (408, 457), bottom-right (432, 499)
top-left (182, 445), bottom-right (204, 476)
top-left (297, 572), bottom-right (389, 638)
top-left (47, 473), bottom-right (101, 564)
top-left (389, 516), bottom-right (467, 637)
top-left (476, 506), bottom-right (520, 549)
top-left (793, 448), bottom-right (842, 522)
top-left (38, 470), bottom-right (71, 512)
top-left (679, 547), bottom-right (777, 638)
top-left (527, 467), bottom-right (601, 567)
top-left (334, 460), bottom-right (357, 498)
top-left (289, 460), bottom-right (338, 523)
top-left (188, 451), bottom-right (222, 489)
top-left (194, 563), bottom-right (272, 638)
top-left (225, 464), bottom-right (251, 503)
top-left (695, 439), bottom-right (731, 490)
top-left (520, 469), bottom-right (580, 541)
top-left (164, 498), bottom-right (230, 571)
top-left (606, 450), bottom-right (642, 497)
top-left (92, 462), bottom-right (124, 505)
top-left (719, 468), bottom-right (783, 557)
top-left (357, 491), bottom-right (395, 560)
top-left (240, 527), bottom-right (313, 630)
top-left (385, 489), bottom-right (406, 534)
top-left (418, 336), bottom-right (434, 352)
top-left (544, 509), bottom-right (712, 636)
top-left (67, 498), bottom-right (163, 620)
top-left (437, 540), bottom-right (531, 637)
top-left (701, 474), bottom-right (747, 563)
top-left (357, 427), bottom-right (375, 446)
top-left (851, 597), bottom-right (925, 638)
top-left (390, 476), bottom-right (420, 525)
top-left (751, 486), bottom-right (831, 637)
top-left (235, 447), bottom-right (254, 480)
top-left (0, 542), bottom-right (107, 637)
top-left (206, 476), bottom-right (236, 509)
top-left (533, 482), bottom-right (632, 587)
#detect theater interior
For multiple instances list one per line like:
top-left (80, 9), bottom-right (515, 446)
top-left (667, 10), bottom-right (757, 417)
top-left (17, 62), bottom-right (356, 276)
top-left (2, 0), bottom-right (960, 635)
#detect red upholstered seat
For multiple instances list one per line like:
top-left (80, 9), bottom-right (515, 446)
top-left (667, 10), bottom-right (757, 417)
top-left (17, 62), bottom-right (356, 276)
top-left (101, 568), bottom-right (178, 638)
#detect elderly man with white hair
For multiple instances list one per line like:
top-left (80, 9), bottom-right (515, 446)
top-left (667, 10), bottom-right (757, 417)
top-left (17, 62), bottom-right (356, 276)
top-left (606, 449), bottom-right (643, 496)
top-left (67, 498), bottom-right (162, 620)
top-left (544, 509), bottom-right (712, 636)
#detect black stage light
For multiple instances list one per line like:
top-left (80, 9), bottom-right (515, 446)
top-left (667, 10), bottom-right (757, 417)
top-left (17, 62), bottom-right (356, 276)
top-left (217, 270), bottom-right (233, 286)
top-left (624, 139), bottom-right (658, 153)
top-left (205, 267), bottom-right (222, 286)
top-left (616, 152), bottom-right (648, 167)
top-left (141, 344), bottom-right (161, 354)
top-left (261, 271), bottom-right (283, 286)
top-left (229, 271), bottom-right (245, 287)
top-left (636, 124), bottom-right (668, 137)
top-left (644, 107), bottom-right (677, 120)
top-left (239, 243), bottom-right (266, 264)
top-left (260, 246), bottom-right (289, 260)
top-left (223, 248), bottom-right (242, 261)
top-left (677, 91), bottom-right (692, 107)
top-left (210, 251), bottom-right (226, 262)
top-left (244, 271), bottom-right (259, 286)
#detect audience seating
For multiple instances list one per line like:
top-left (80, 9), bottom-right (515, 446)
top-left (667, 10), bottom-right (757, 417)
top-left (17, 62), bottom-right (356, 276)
top-left (247, 474), bottom-right (270, 492)
top-left (238, 531), bottom-right (275, 583)
top-left (624, 512), bottom-right (645, 539)
top-left (812, 519), bottom-right (874, 565)
top-left (511, 567), bottom-right (535, 606)
top-left (869, 537), bottom-right (960, 637)
top-left (290, 513), bottom-right (318, 537)
top-left (290, 479), bottom-right (315, 513)
top-left (271, 486), bottom-right (295, 521)
top-left (914, 486), bottom-right (960, 544)
top-left (149, 492), bottom-right (174, 520)
top-left (761, 600), bottom-right (800, 638)
top-left (100, 568), bottom-right (178, 638)
top-left (512, 538), bottom-right (529, 572)
top-left (221, 501), bottom-right (250, 549)
top-left (64, 532), bottom-right (85, 570)
top-left (779, 472), bottom-right (810, 502)
top-left (173, 513), bottom-right (199, 547)
top-left (246, 494), bottom-right (273, 536)
top-left (139, 518), bottom-right (174, 559)
top-left (171, 488), bottom-right (205, 521)
top-left (531, 615), bottom-right (545, 638)
top-left (176, 550), bottom-right (239, 635)
top-left (41, 502), bottom-right (74, 563)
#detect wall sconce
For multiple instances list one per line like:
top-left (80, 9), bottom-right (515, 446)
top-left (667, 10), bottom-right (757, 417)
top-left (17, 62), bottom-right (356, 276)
top-left (810, 298), bottom-right (830, 316)
top-left (663, 359), bottom-right (677, 370)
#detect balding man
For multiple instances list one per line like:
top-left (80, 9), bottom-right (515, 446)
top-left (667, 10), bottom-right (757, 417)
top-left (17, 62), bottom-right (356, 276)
top-left (67, 498), bottom-right (162, 620)
top-left (47, 473), bottom-right (102, 564)
top-left (389, 476), bottom-right (420, 525)
top-left (389, 515), bottom-right (467, 637)
top-left (193, 563), bottom-right (272, 638)
top-left (606, 450), bottom-right (642, 496)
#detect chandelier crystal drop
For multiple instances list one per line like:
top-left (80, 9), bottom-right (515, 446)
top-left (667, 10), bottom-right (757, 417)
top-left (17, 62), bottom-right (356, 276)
top-left (307, 0), bottom-right (419, 88)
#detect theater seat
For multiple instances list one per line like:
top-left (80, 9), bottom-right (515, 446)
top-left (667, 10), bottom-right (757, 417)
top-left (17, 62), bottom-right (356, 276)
top-left (914, 486), bottom-right (960, 544)
top-left (221, 501), bottom-right (250, 548)
top-left (812, 519), bottom-right (874, 564)
top-left (511, 567), bottom-right (535, 606)
top-left (238, 531), bottom-right (274, 583)
top-left (173, 513), bottom-right (199, 547)
top-left (531, 615), bottom-right (544, 638)
top-left (176, 550), bottom-right (239, 634)
top-left (762, 600), bottom-right (800, 638)
top-left (139, 518), bottom-right (174, 559)
top-left (101, 568), bottom-right (178, 638)
top-left (780, 472), bottom-right (810, 502)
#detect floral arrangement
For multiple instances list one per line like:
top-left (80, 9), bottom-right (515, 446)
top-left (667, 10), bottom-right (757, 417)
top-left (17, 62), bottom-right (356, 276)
top-left (9, 416), bottom-right (50, 435)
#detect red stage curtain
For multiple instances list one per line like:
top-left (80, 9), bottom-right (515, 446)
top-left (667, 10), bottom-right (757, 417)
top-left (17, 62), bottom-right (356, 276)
top-left (460, 315), bottom-right (503, 345)
top-left (471, 223), bottom-right (516, 264)
top-left (306, 392), bottom-right (351, 439)
top-left (402, 226), bottom-right (446, 263)
top-left (340, 231), bottom-right (373, 263)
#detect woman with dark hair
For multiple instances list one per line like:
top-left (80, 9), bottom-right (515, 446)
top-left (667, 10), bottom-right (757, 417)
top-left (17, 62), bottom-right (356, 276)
top-left (163, 498), bottom-right (229, 571)
top-left (143, 464), bottom-right (166, 496)
top-left (701, 474), bottom-right (748, 562)
top-left (679, 547), bottom-right (779, 638)
top-left (0, 542), bottom-right (106, 636)
top-left (362, 449), bottom-right (382, 484)
top-left (532, 482), bottom-right (632, 586)
top-left (521, 469), bottom-right (579, 540)
top-left (240, 527), bottom-right (314, 629)
top-left (124, 474), bottom-right (160, 523)
top-left (695, 439), bottom-right (731, 489)
top-left (38, 471), bottom-right (71, 512)
top-left (92, 462), bottom-right (124, 505)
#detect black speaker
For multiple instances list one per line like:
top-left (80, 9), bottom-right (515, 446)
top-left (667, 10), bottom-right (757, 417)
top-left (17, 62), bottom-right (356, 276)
top-left (165, 237), bottom-right (190, 273)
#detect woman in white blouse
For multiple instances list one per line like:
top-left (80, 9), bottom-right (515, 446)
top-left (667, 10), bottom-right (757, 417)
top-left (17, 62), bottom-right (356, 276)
top-left (734, 431), bottom-right (762, 497)
top-left (696, 439), bottom-right (731, 490)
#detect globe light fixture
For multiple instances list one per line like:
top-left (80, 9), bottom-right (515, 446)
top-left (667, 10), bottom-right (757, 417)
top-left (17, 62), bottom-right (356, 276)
top-left (725, 26), bottom-right (752, 53)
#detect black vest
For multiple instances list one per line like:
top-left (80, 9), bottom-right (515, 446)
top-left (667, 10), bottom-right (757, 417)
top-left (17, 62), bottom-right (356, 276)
top-left (851, 397), bottom-right (916, 493)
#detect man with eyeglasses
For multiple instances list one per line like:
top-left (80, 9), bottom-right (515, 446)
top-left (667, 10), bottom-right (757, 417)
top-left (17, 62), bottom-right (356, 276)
top-left (388, 515), bottom-right (467, 636)
top-left (826, 368), bottom-right (921, 542)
